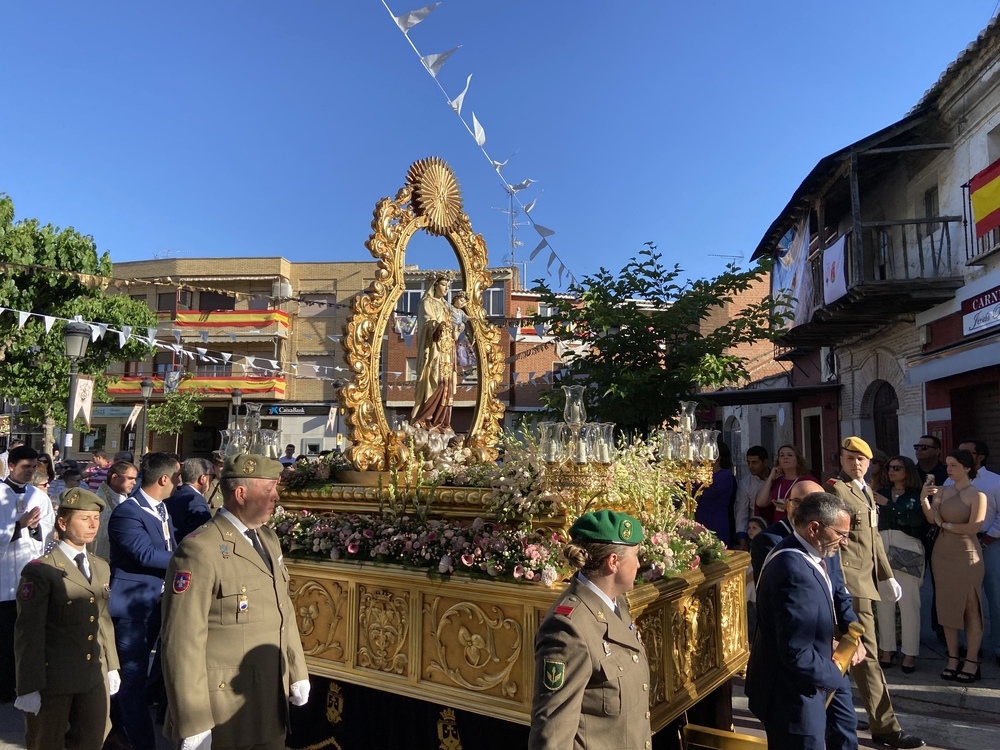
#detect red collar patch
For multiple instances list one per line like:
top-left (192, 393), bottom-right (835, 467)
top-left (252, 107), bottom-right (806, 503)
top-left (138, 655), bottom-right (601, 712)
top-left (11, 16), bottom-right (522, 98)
top-left (172, 571), bottom-right (192, 594)
top-left (554, 604), bottom-right (575, 617)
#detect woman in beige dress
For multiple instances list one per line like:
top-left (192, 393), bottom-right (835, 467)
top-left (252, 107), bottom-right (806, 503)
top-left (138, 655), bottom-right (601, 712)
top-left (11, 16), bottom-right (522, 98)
top-left (921, 449), bottom-right (986, 682)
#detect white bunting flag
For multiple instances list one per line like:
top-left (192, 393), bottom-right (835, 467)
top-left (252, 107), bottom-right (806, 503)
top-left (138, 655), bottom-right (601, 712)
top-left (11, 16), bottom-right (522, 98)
top-left (393, 2), bottom-right (440, 33)
top-left (421, 46), bottom-right (460, 78)
top-left (547, 251), bottom-right (558, 272)
top-left (491, 157), bottom-right (508, 172)
top-left (449, 74), bottom-right (472, 115)
top-left (558, 264), bottom-right (566, 285)
top-left (534, 324), bottom-right (545, 338)
top-left (172, 329), bottom-right (181, 344)
top-left (122, 324), bottom-right (132, 341)
top-left (326, 405), bottom-right (338, 430)
top-left (534, 223), bottom-right (555, 238)
top-left (147, 328), bottom-right (157, 342)
top-left (507, 326), bottom-right (518, 342)
top-left (42, 316), bottom-right (55, 334)
top-left (96, 323), bottom-right (108, 340)
top-left (125, 403), bottom-right (143, 430)
top-left (523, 195), bottom-right (540, 214)
top-left (16, 312), bottom-right (29, 329)
top-left (89, 324), bottom-right (100, 342)
top-left (509, 178), bottom-right (535, 192)
top-left (200, 331), bottom-right (209, 342)
top-left (472, 112), bottom-right (486, 146)
top-left (245, 356), bottom-right (256, 370)
top-left (529, 239), bottom-right (548, 260)
top-left (221, 352), bottom-right (232, 363)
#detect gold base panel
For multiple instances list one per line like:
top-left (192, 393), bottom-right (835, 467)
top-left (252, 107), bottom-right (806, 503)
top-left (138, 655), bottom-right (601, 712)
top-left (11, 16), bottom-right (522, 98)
top-left (287, 551), bottom-right (750, 732)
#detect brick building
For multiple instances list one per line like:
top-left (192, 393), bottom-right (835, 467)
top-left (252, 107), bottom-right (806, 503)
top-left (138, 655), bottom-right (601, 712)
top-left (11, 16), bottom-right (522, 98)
top-left (95, 257), bottom-right (376, 459)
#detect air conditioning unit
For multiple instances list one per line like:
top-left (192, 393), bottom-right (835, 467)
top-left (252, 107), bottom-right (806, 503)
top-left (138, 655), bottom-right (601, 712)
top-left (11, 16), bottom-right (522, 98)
top-left (821, 347), bottom-right (839, 382)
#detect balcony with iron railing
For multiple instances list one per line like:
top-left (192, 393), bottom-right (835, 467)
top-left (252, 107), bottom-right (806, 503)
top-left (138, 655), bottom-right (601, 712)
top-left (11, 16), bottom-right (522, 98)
top-left (780, 216), bottom-right (966, 347)
top-left (155, 309), bottom-right (290, 339)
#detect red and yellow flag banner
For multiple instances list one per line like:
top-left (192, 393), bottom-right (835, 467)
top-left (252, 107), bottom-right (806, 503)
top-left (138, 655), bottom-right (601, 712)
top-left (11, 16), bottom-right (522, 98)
top-left (174, 310), bottom-right (289, 330)
top-left (970, 158), bottom-right (1000, 238)
top-left (109, 375), bottom-right (286, 397)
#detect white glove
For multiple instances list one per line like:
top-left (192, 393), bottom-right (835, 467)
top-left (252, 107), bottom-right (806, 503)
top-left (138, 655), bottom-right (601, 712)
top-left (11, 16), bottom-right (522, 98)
top-left (14, 692), bottom-right (41, 715)
top-left (181, 729), bottom-right (212, 750)
top-left (888, 577), bottom-right (903, 603)
top-left (289, 679), bottom-right (311, 706)
top-left (107, 669), bottom-right (121, 696)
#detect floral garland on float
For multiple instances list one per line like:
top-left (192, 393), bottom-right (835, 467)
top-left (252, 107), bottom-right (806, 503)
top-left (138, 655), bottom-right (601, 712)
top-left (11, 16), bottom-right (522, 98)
top-left (270, 397), bottom-right (725, 587)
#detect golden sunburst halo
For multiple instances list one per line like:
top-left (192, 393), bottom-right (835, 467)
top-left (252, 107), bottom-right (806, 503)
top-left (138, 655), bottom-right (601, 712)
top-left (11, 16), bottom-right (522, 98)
top-left (406, 157), bottom-right (463, 235)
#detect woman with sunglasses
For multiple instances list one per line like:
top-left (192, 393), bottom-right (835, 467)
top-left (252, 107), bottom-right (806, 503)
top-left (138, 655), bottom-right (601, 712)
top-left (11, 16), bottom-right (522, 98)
top-left (922, 449), bottom-right (986, 682)
top-left (874, 456), bottom-right (928, 672)
top-left (35, 453), bottom-right (56, 483)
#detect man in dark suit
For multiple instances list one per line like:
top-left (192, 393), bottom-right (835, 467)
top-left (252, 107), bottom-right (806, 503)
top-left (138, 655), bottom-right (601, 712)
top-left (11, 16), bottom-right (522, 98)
top-left (108, 452), bottom-right (180, 750)
top-left (746, 492), bottom-right (863, 750)
top-left (165, 458), bottom-right (214, 541)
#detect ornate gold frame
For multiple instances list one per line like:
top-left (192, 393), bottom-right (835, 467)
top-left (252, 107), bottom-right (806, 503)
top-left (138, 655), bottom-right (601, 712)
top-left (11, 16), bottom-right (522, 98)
top-left (342, 158), bottom-right (505, 470)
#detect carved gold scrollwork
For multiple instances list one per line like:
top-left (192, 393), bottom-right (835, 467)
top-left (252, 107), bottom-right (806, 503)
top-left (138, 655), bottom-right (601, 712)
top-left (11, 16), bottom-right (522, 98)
top-left (290, 579), bottom-right (347, 660)
top-left (342, 159), bottom-right (505, 470)
top-left (357, 585), bottom-right (409, 674)
top-left (718, 574), bottom-right (746, 662)
top-left (636, 611), bottom-right (666, 706)
top-left (425, 597), bottom-right (522, 697)
top-left (670, 590), bottom-right (718, 690)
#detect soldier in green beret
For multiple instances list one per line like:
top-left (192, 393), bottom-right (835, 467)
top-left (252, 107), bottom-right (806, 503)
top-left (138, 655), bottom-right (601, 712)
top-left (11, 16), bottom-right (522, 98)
top-left (161, 454), bottom-right (309, 750)
top-left (14, 488), bottom-right (120, 750)
top-left (529, 509), bottom-right (653, 750)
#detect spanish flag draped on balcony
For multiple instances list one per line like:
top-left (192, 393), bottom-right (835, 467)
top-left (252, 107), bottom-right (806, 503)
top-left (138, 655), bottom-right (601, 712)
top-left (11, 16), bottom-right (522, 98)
top-left (970, 158), bottom-right (1000, 238)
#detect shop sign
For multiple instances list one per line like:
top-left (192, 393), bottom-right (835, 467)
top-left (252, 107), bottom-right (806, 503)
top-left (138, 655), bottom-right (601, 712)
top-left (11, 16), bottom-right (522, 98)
top-left (962, 284), bottom-right (1000, 335)
top-left (266, 404), bottom-right (331, 416)
top-left (92, 406), bottom-right (137, 419)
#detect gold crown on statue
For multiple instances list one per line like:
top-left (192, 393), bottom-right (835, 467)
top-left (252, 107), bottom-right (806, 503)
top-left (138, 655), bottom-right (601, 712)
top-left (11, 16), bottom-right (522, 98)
top-left (424, 271), bottom-right (455, 284)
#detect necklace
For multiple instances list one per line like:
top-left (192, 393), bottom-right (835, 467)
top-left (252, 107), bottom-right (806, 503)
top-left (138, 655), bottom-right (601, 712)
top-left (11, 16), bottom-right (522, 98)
top-left (775, 476), bottom-right (800, 504)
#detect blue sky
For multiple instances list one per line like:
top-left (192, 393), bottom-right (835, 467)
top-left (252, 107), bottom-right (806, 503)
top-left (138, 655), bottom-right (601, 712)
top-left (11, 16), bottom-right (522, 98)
top-left (2, 1), bottom-right (997, 289)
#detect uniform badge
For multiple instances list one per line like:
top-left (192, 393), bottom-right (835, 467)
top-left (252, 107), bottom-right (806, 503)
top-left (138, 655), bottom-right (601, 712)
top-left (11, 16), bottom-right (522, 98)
top-left (172, 571), bottom-right (192, 594)
top-left (17, 582), bottom-right (32, 601)
top-left (244, 459), bottom-right (257, 475)
top-left (220, 545), bottom-right (231, 558)
top-left (238, 594), bottom-right (249, 612)
top-left (542, 659), bottom-right (565, 691)
top-left (596, 610), bottom-right (606, 621)
top-left (621, 519), bottom-right (633, 541)
top-left (554, 604), bottom-right (575, 617)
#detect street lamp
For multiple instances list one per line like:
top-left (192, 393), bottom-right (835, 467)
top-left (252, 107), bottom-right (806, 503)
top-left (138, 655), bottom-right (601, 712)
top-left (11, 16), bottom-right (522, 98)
top-left (230, 388), bottom-right (243, 430)
top-left (139, 377), bottom-right (154, 456)
top-left (63, 321), bottom-right (92, 457)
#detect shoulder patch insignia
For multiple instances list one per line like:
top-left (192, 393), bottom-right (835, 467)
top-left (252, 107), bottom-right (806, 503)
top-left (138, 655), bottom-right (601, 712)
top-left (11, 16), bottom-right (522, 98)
top-left (172, 571), bottom-right (192, 594)
top-left (554, 604), bottom-right (575, 617)
top-left (543, 659), bottom-right (565, 691)
top-left (17, 582), bottom-right (32, 600)
top-left (826, 477), bottom-right (837, 485)
top-left (219, 544), bottom-right (230, 558)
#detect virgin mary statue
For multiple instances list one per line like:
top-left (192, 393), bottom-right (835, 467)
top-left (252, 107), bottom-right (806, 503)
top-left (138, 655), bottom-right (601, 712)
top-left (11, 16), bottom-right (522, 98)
top-left (411, 273), bottom-right (457, 430)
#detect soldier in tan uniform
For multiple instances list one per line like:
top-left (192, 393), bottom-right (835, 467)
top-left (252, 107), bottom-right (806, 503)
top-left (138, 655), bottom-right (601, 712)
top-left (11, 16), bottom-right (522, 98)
top-left (161, 453), bottom-right (309, 750)
top-left (14, 488), bottom-right (120, 750)
top-left (529, 509), bottom-right (652, 750)
top-left (828, 437), bottom-right (924, 750)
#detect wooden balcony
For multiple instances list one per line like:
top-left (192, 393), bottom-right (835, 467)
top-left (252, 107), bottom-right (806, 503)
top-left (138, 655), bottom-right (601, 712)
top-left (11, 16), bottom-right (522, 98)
top-left (108, 374), bottom-right (286, 399)
top-left (778, 217), bottom-right (965, 348)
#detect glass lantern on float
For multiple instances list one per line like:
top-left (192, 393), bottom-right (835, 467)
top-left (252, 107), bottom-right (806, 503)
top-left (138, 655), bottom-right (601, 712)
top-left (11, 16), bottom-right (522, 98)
top-left (537, 385), bottom-right (616, 524)
top-left (658, 400), bottom-right (718, 517)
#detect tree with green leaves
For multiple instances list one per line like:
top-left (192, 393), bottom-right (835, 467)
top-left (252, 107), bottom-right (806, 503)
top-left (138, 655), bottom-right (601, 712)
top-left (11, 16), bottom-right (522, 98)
top-left (532, 245), bottom-right (788, 432)
top-left (0, 194), bottom-right (157, 452)
top-left (146, 388), bottom-right (205, 454)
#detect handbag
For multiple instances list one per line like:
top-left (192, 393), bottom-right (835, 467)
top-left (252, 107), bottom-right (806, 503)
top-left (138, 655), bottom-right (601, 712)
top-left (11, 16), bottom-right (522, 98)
top-left (887, 544), bottom-right (925, 578)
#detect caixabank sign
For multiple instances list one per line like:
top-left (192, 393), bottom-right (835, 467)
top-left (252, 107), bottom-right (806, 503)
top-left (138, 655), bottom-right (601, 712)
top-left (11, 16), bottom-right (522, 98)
top-left (266, 404), bottom-right (331, 417)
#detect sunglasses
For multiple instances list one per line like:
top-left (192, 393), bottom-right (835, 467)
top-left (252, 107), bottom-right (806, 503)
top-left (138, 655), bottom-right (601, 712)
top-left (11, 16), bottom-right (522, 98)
top-left (913, 444), bottom-right (934, 450)
top-left (887, 464), bottom-right (905, 471)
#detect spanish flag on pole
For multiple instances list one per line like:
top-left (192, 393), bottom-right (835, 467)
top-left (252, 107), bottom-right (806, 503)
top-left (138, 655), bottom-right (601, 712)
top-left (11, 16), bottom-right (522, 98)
top-left (970, 158), bottom-right (1000, 238)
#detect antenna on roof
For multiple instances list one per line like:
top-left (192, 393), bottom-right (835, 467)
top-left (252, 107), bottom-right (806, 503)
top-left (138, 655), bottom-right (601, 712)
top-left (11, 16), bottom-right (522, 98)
top-left (153, 249), bottom-right (184, 259)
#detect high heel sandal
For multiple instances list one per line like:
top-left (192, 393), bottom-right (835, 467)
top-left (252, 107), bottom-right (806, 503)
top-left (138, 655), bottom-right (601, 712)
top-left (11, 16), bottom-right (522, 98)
top-left (940, 654), bottom-right (960, 681)
top-left (956, 659), bottom-right (981, 683)
top-left (878, 650), bottom-right (895, 669)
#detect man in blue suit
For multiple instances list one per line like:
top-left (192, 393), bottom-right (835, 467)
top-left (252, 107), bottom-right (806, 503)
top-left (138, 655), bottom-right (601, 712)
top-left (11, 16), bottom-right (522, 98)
top-left (165, 457), bottom-right (214, 541)
top-left (108, 452), bottom-right (180, 750)
top-left (746, 492), bottom-right (864, 750)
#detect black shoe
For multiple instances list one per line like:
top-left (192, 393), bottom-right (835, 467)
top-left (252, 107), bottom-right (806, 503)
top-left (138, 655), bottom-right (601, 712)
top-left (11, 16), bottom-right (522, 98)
top-left (857, 719), bottom-right (869, 731)
top-left (870, 730), bottom-right (926, 749)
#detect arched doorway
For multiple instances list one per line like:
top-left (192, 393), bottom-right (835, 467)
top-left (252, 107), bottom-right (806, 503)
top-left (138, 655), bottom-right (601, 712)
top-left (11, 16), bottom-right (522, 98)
top-left (872, 381), bottom-right (900, 457)
top-left (724, 415), bottom-right (742, 468)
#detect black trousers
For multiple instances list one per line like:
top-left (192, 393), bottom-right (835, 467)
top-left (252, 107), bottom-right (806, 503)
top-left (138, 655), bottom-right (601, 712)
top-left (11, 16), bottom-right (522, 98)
top-left (0, 600), bottom-right (17, 702)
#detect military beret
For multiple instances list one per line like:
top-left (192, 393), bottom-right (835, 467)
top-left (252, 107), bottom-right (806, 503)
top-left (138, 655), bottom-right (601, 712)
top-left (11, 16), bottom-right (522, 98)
top-left (841, 436), bottom-right (873, 459)
top-left (569, 509), bottom-right (644, 546)
top-left (222, 453), bottom-right (283, 480)
top-left (59, 487), bottom-right (106, 512)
